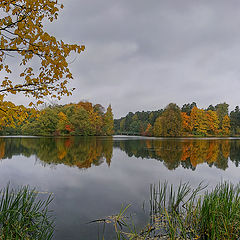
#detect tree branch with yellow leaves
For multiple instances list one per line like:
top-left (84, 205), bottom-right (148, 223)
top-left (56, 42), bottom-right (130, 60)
top-left (0, 0), bottom-right (85, 127)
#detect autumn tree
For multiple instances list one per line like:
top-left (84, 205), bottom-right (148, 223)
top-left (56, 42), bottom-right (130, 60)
top-left (161, 103), bottom-right (182, 137)
top-left (140, 121), bottom-right (149, 135)
top-left (21, 106), bottom-right (58, 135)
top-left (215, 103), bottom-right (229, 128)
top-left (18, 102), bottom-right (111, 136)
top-left (181, 102), bottom-right (197, 116)
top-left (57, 111), bottom-right (71, 134)
top-left (181, 112), bottom-right (191, 135)
top-left (0, 0), bottom-right (85, 124)
top-left (77, 102), bottom-right (93, 112)
top-left (153, 116), bottom-right (162, 137)
top-left (143, 123), bottom-right (152, 136)
top-left (103, 105), bottom-right (114, 135)
top-left (190, 107), bottom-right (208, 136)
top-left (0, 98), bottom-right (29, 128)
top-left (89, 108), bottom-right (102, 135)
top-left (221, 115), bottom-right (230, 136)
top-left (206, 110), bottom-right (219, 135)
top-left (69, 107), bottom-right (93, 136)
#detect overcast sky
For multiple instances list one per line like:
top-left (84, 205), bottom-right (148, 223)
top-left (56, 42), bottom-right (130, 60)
top-left (6, 0), bottom-right (240, 118)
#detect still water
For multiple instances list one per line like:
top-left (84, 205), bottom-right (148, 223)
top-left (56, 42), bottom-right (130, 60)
top-left (0, 136), bottom-right (240, 239)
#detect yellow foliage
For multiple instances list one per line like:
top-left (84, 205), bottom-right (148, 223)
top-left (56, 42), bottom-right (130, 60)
top-left (0, 0), bottom-right (85, 126)
top-left (221, 115), bottom-right (230, 136)
top-left (58, 112), bottom-right (67, 121)
top-left (0, 100), bottom-right (37, 128)
top-left (206, 110), bottom-right (220, 135)
top-left (181, 112), bottom-right (191, 134)
top-left (190, 107), bottom-right (208, 136)
top-left (153, 117), bottom-right (162, 136)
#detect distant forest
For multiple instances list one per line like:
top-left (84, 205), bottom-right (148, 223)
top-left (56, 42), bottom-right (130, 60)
top-left (0, 101), bottom-right (114, 136)
top-left (114, 102), bottom-right (240, 137)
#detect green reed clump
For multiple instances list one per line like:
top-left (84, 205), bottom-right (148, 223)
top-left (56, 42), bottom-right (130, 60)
top-left (199, 182), bottom-right (240, 239)
top-left (0, 185), bottom-right (54, 240)
top-left (148, 181), bottom-right (204, 239)
top-left (98, 181), bottom-right (240, 240)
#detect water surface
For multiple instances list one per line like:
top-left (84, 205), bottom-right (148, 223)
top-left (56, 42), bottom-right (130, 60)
top-left (0, 136), bottom-right (240, 239)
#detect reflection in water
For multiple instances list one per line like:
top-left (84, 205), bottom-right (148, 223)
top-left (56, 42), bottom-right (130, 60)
top-left (0, 137), bottom-right (240, 239)
top-left (115, 138), bottom-right (240, 171)
top-left (0, 137), bottom-right (113, 169)
top-left (0, 137), bottom-right (240, 171)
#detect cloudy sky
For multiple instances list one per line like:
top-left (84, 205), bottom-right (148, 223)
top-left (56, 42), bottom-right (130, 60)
top-left (6, 0), bottom-right (240, 118)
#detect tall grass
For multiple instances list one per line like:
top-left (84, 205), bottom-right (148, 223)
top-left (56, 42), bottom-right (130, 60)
top-left (198, 182), bottom-right (240, 239)
top-left (97, 181), bottom-right (240, 240)
top-left (0, 185), bottom-right (54, 240)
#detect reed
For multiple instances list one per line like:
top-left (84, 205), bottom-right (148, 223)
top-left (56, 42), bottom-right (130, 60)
top-left (99, 181), bottom-right (240, 239)
top-left (0, 185), bottom-right (54, 240)
top-left (198, 182), bottom-right (240, 239)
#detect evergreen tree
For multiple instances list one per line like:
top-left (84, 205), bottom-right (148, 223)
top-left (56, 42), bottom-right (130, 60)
top-left (230, 106), bottom-right (240, 135)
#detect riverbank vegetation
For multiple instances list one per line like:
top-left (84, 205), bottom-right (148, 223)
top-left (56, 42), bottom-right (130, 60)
top-left (98, 181), bottom-right (240, 239)
top-left (115, 102), bottom-right (240, 137)
top-left (0, 185), bottom-right (54, 239)
top-left (0, 101), bottom-right (114, 136)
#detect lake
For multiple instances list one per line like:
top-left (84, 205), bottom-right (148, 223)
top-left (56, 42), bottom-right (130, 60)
top-left (0, 136), bottom-right (240, 239)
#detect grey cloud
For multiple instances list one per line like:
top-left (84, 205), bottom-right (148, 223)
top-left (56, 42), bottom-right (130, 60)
top-left (5, 0), bottom-right (240, 117)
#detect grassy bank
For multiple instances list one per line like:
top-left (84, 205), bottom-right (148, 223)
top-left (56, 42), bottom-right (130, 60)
top-left (98, 181), bottom-right (240, 239)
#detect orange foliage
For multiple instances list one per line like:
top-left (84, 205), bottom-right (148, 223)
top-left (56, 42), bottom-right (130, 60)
top-left (77, 102), bottom-right (93, 112)
top-left (64, 138), bottom-right (73, 148)
top-left (180, 140), bottom-right (229, 168)
top-left (0, 141), bottom-right (5, 160)
top-left (145, 140), bottom-right (152, 149)
top-left (222, 140), bottom-right (230, 158)
top-left (65, 124), bottom-right (74, 132)
top-left (144, 123), bottom-right (153, 136)
top-left (181, 112), bottom-right (191, 133)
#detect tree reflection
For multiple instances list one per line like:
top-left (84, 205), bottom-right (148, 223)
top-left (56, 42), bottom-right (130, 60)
top-left (0, 137), bottom-right (113, 169)
top-left (115, 138), bottom-right (238, 170)
top-left (0, 137), bottom-right (240, 171)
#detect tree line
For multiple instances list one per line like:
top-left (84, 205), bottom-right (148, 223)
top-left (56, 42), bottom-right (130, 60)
top-left (115, 102), bottom-right (240, 137)
top-left (0, 101), bottom-right (114, 136)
